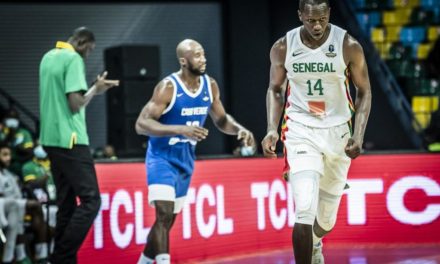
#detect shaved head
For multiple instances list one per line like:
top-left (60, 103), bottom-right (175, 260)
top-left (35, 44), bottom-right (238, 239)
top-left (299, 0), bottom-right (330, 11)
top-left (176, 39), bottom-right (202, 59)
top-left (176, 39), bottom-right (207, 75)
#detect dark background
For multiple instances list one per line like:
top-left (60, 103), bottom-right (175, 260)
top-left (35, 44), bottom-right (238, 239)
top-left (0, 0), bottom-right (414, 157)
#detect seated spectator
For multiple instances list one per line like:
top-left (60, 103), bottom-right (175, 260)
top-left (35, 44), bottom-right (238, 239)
top-left (0, 108), bottom-right (34, 177)
top-left (93, 144), bottom-right (117, 160)
top-left (232, 142), bottom-right (256, 157)
top-left (22, 144), bottom-right (57, 233)
top-left (103, 144), bottom-right (117, 160)
top-left (0, 143), bottom-right (48, 263)
top-left (22, 144), bottom-right (56, 202)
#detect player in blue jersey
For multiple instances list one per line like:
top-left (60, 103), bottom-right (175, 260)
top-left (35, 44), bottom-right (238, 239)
top-left (135, 39), bottom-right (255, 264)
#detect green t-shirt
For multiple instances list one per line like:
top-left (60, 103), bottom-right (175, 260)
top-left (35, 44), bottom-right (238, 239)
top-left (39, 41), bottom-right (89, 148)
top-left (22, 159), bottom-right (56, 201)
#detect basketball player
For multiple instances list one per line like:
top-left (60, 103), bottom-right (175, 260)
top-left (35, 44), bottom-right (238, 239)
top-left (135, 39), bottom-right (255, 264)
top-left (261, 0), bottom-right (372, 263)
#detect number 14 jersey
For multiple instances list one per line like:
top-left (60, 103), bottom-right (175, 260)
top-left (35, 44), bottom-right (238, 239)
top-left (284, 24), bottom-right (354, 128)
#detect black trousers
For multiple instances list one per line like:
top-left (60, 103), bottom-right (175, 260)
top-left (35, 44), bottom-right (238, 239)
top-left (45, 145), bottom-right (101, 264)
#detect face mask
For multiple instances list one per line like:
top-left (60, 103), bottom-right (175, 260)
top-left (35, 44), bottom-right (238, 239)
top-left (4, 118), bottom-right (19, 129)
top-left (34, 145), bottom-right (48, 159)
top-left (240, 146), bottom-right (255, 157)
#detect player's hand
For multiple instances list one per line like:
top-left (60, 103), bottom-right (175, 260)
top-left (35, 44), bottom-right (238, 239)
top-left (261, 130), bottom-right (279, 158)
top-left (180, 126), bottom-right (209, 141)
top-left (95, 71), bottom-right (120, 94)
top-left (345, 138), bottom-right (362, 159)
top-left (237, 129), bottom-right (256, 153)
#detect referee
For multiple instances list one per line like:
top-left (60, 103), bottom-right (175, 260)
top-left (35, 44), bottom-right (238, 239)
top-left (39, 27), bottom-right (119, 264)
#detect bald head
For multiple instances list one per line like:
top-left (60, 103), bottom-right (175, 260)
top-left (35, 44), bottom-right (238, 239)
top-left (299, 0), bottom-right (330, 11)
top-left (176, 39), bottom-right (207, 75)
top-left (176, 39), bottom-right (202, 59)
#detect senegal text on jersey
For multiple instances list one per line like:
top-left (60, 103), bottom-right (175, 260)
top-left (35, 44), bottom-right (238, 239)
top-left (181, 106), bottom-right (209, 116)
top-left (292, 62), bottom-right (336, 73)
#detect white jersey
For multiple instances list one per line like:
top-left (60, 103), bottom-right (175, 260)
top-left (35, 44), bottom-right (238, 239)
top-left (284, 24), bottom-right (354, 128)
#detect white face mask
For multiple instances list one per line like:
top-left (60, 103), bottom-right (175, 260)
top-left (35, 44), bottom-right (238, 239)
top-left (34, 145), bottom-right (48, 159)
top-left (4, 118), bottom-right (19, 129)
top-left (240, 146), bottom-right (255, 157)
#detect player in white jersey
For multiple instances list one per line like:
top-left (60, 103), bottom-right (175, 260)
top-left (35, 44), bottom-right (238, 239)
top-left (262, 0), bottom-right (371, 263)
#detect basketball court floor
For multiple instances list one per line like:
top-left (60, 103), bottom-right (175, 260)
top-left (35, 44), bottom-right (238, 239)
top-left (188, 244), bottom-right (440, 264)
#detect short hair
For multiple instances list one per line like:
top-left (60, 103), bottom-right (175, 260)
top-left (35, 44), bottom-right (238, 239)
top-left (299, 0), bottom-right (330, 11)
top-left (70, 27), bottom-right (95, 43)
top-left (0, 142), bottom-right (10, 151)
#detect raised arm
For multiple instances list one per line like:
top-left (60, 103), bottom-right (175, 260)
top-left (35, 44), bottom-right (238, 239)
top-left (261, 37), bottom-right (288, 158)
top-left (343, 34), bottom-right (372, 159)
top-left (209, 78), bottom-right (255, 147)
top-left (68, 71), bottom-right (119, 113)
top-left (135, 80), bottom-right (209, 141)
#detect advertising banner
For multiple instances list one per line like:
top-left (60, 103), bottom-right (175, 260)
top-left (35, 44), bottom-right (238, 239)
top-left (78, 154), bottom-right (440, 263)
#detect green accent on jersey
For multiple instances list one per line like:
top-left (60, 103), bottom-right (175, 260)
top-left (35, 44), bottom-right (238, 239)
top-left (344, 68), bottom-right (355, 115)
top-left (22, 160), bottom-right (46, 181)
top-left (292, 62), bottom-right (336, 73)
top-left (22, 159), bottom-right (56, 201)
top-left (39, 41), bottom-right (89, 148)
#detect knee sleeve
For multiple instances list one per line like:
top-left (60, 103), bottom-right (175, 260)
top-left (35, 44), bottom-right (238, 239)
top-left (290, 170), bottom-right (320, 225)
top-left (316, 190), bottom-right (342, 231)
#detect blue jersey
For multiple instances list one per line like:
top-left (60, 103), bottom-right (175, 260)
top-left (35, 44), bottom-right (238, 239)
top-left (147, 73), bottom-right (213, 176)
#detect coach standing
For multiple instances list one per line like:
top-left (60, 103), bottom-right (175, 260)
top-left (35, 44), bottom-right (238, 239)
top-left (39, 27), bottom-right (119, 263)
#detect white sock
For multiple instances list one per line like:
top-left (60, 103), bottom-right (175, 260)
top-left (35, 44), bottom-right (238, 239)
top-left (15, 244), bottom-right (27, 261)
top-left (137, 253), bottom-right (155, 264)
top-left (313, 231), bottom-right (322, 246)
top-left (35, 242), bottom-right (48, 259)
top-left (155, 253), bottom-right (171, 264)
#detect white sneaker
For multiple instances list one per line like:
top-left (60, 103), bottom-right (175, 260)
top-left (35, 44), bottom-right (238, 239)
top-left (311, 241), bottom-right (325, 264)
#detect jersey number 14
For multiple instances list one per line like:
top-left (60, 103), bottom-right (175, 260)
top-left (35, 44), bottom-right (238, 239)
top-left (306, 79), bottom-right (324, 96)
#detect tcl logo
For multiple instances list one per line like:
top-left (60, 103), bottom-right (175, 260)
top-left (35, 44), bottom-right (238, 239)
top-left (346, 176), bottom-right (440, 225)
top-left (248, 175), bottom-right (440, 231)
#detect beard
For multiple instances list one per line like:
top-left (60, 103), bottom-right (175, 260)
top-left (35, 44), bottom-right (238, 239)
top-left (187, 61), bottom-right (205, 76)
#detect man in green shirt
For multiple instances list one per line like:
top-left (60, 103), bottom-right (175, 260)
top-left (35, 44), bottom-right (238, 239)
top-left (39, 27), bottom-right (119, 264)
